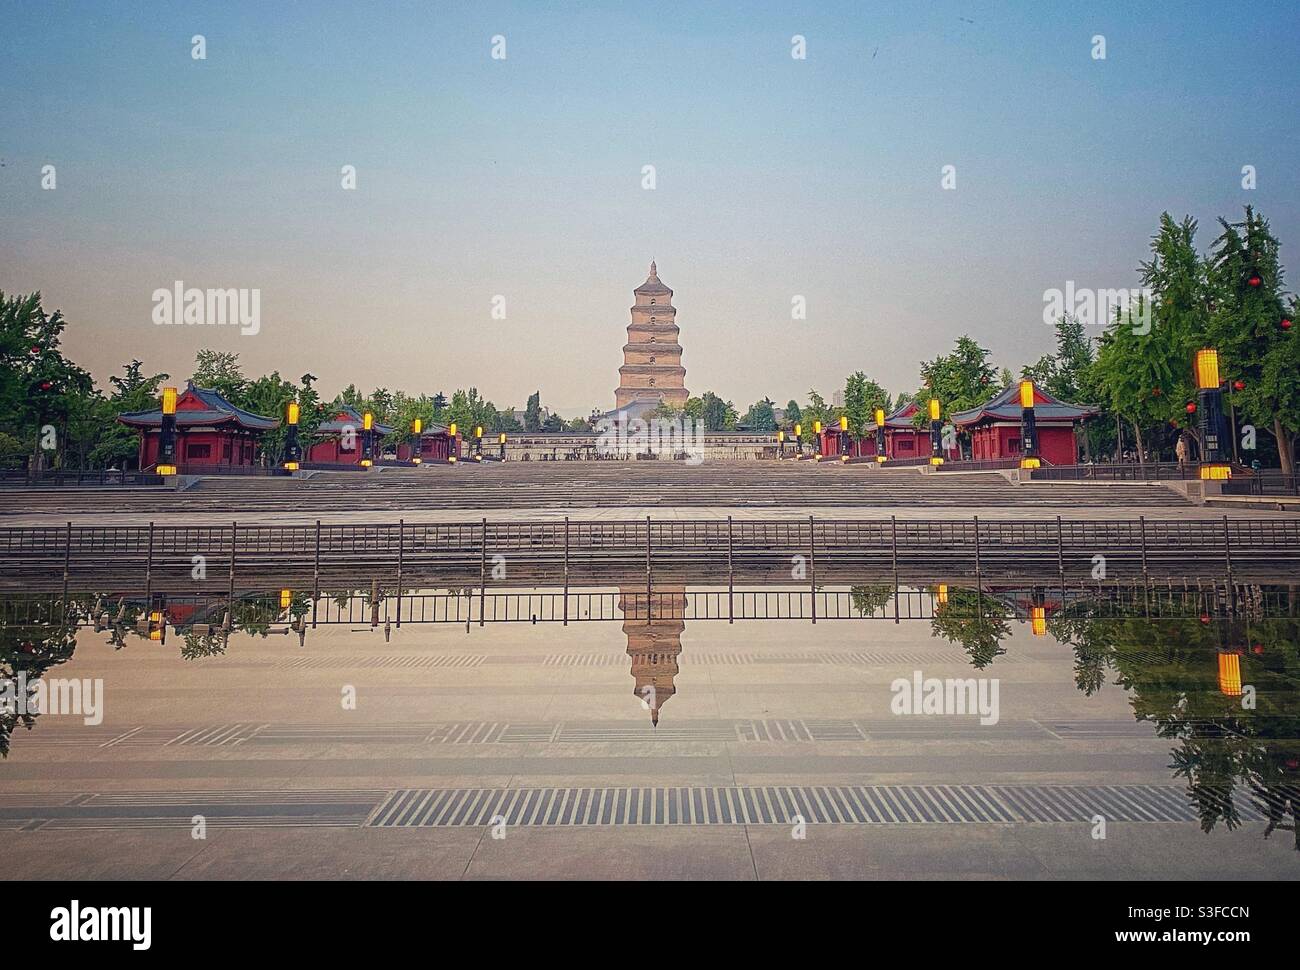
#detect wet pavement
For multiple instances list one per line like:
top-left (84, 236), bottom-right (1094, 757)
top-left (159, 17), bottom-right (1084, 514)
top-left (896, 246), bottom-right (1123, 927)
top-left (3, 573), bottom-right (1298, 879)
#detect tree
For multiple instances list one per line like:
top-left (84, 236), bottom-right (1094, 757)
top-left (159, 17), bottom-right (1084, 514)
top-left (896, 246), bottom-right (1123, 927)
top-left (0, 292), bottom-right (95, 471)
top-left (524, 391), bottom-right (542, 431)
top-left (189, 349), bottom-right (248, 401)
top-left (918, 336), bottom-right (998, 416)
top-left (800, 389), bottom-right (832, 443)
top-left (741, 398), bottom-right (777, 433)
top-left (1090, 214), bottom-right (1209, 464)
top-left (784, 400), bottom-right (802, 430)
top-left (1024, 316), bottom-right (1102, 460)
top-left (87, 360), bottom-right (171, 469)
top-left (842, 372), bottom-right (889, 436)
top-left (914, 336), bottom-right (998, 445)
top-left (699, 391), bottom-right (737, 431)
top-left (1206, 207), bottom-right (1299, 473)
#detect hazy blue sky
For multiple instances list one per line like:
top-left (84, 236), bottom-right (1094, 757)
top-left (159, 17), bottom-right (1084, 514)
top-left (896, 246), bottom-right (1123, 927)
top-left (3, 1), bottom-right (1298, 414)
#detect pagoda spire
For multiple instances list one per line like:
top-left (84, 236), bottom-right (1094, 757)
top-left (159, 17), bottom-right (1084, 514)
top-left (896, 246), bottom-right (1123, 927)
top-left (649, 259), bottom-right (657, 279)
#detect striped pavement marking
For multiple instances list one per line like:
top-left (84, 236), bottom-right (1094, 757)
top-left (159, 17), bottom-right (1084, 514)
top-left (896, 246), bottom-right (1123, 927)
top-left (366, 784), bottom-right (1292, 828)
top-left (3, 784), bottom-right (1294, 830)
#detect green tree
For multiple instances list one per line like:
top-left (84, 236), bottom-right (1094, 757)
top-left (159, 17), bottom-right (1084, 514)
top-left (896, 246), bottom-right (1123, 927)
top-left (0, 292), bottom-right (95, 471)
top-left (524, 391), bottom-right (542, 431)
top-left (741, 398), bottom-right (777, 432)
top-left (87, 360), bottom-right (171, 469)
top-left (918, 336), bottom-right (998, 416)
top-left (1206, 207), bottom-right (1299, 473)
top-left (783, 400), bottom-right (802, 430)
top-left (189, 349), bottom-right (248, 401)
top-left (842, 372), bottom-right (889, 436)
top-left (699, 391), bottom-right (737, 431)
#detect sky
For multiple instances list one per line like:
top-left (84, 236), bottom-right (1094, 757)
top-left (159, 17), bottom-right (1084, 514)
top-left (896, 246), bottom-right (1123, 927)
top-left (2, 0), bottom-right (1298, 415)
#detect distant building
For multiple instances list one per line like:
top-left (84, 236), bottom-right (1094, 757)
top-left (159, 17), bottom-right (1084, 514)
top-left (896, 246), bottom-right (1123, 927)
top-left (615, 261), bottom-right (689, 411)
top-left (117, 383), bottom-right (278, 471)
top-left (307, 405), bottom-right (396, 466)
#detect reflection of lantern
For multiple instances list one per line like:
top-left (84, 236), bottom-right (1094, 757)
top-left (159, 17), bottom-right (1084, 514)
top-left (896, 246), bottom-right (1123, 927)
top-left (1217, 652), bottom-right (1242, 696)
top-left (1030, 606), bottom-right (1047, 636)
top-left (936, 584), bottom-right (949, 605)
top-left (279, 589), bottom-right (292, 610)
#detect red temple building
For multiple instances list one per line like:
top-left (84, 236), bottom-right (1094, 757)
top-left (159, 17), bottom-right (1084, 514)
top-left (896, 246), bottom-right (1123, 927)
top-left (815, 402), bottom-right (954, 460)
top-left (306, 406), bottom-right (396, 466)
top-left (395, 424), bottom-right (461, 463)
top-left (951, 384), bottom-right (1097, 466)
top-left (117, 384), bottom-right (279, 471)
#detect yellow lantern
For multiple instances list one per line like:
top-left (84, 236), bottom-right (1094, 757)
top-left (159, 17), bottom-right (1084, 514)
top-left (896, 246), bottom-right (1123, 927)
top-left (1194, 349), bottom-right (1220, 390)
top-left (1019, 380), bottom-right (1035, 410)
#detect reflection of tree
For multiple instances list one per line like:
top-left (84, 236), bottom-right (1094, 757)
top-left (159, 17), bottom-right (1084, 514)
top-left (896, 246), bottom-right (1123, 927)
top-left (849, 585), bottom-right (893, 617)
top-left (1058, 604), bottom-right (1300, 844)
top-left (1048, 608), bottom-right (1119, 696)
top-left (930, 589), bottom-right (1011, 669)
top-left (1, 597), bottom-right (79, 758)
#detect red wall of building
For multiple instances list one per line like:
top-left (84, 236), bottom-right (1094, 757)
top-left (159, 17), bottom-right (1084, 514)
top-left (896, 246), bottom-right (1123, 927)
top-left (306, 437), bottom-right (364, 465)
top-left (968, 422), bottom-right (1077, 465)
top-left (139, 429), bottom-right (256, 468)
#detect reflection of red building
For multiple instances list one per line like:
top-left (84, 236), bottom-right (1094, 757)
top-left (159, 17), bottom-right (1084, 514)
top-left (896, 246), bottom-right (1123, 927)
top-left (395, 425), bottom-right (461, 463)
top-left (619, 586), bottom-right (685, 726)
top-left (118, 384), bottom-right (279, 471)
top-left (952, 385), bottom-right (1097, 466)
top-left (306, 406), bottom-right (395, 465)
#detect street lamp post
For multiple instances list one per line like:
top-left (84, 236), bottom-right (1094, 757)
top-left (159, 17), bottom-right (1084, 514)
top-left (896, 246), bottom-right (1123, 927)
top-left (157, 386), bottom-right (178, 476)
top-left (1018, 381), bottom-right (1040, 470)
top-left (361, 411), bottom-right (374, 467)
top-left (1195, 348), bottom-right (1231, 480)
top-left (928, 398), bottom-right (944, 466)
top-left (283, 401), bottom-right (301, 471)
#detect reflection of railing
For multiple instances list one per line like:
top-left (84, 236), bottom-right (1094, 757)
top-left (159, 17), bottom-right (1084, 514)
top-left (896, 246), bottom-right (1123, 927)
top-left (7, 577), bottom-right (1280, 633)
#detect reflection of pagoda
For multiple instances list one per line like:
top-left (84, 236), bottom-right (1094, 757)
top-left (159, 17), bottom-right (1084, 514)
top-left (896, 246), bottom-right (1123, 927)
top-left (618, 586), bottom-right (686, 727)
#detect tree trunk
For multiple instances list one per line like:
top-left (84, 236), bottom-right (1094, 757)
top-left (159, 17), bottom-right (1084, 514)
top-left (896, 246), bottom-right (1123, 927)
top-left (1114, 414), bottom-right (1123, 462)
top-left (1275, 416), bottom-right (1295, 475)
top-left (1132, 422), bottom-right (1146, 468)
